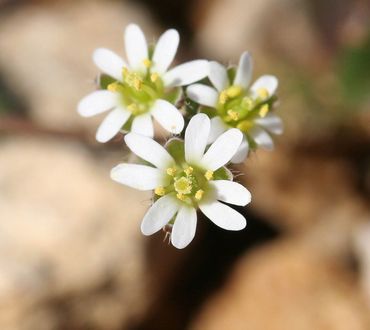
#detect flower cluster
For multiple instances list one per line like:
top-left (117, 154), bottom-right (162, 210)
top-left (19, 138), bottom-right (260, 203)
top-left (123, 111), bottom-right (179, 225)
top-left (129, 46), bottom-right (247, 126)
top-left (78, 24), bottom-right (283, 249)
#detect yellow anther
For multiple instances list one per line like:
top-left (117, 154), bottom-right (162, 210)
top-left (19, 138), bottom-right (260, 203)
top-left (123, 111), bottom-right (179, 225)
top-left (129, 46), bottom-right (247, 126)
top-left (242, 96), bottom-right (253, 109)
top-left (133, 77), bottom-right (142, 91)
top-left (166, 167), bottom-right (177, 176)
top-left (184, 166), bottom-right (193, 176)
top-left (257, 87), bottom-right (269, 99)
top-left (154, 186), bottom-right (165, 196)
top-left (204, 170), bottom-right (214, 181)
top-left (150, 72), bottom-right (159, 82)
top-left (107, 82), bottom-right (119, 92)
top-left (226, 85), bottom-right (242, 98)
top-left (219, 91), bottom-right (228, 104)
top-left (143, 58), bottom-right (152, 68)
top-left (237, 120), bottom-right (253, 132)
top-left (122, 67), bottom-right (129, 77)
top-left (124, 70), bottom-right (143, 91)
top-left (227, 110), bottom-right (239, 121)
top-left (174, 177), bottom-right (192, 195)
top-left (195, 189), bottom-right (204, 201)
top-left (259, 104), bottom-right (269, 117)
top-left (127, 103), bottom-right (140, 115)
top-left (176, 193), bottom-right (186, 201)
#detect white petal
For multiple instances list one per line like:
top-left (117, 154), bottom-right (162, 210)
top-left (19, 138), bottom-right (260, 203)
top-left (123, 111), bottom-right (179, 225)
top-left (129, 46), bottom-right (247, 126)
top-left (124, 24), bottom-right (148, 73)
top-left (230, 136), bottom-right (249, 163)
top-left (201, 128), bottom-right (243, 171)
top-left (249, 126), bottom-right (274, 150)
top-left (199, 200), bottom-right (246, 231)
top-left (93, 48), bottom-right (126, 81)
top-left (208, 116), bottom-right (228, 143)
top-left (95, 107), bottom-right (130, 143)
top-left (209, 180), bottom-right (251, 206)
top-left (77, 90), bottom-right (118, 117)
top-left (151, 99), bottom-right (184, 134)
top-left (250, 75), bottom-right (278, 97)
top-left (254, 113), bottom-right (283, 135)
top-left (124, 133), bottom-right (174, 169)
top-left (151, 29), bottom-right (179, 74)
top-left (111, 163), bottom-right (167, 190)
top-left (163, 60), bottom-right (209, 87)
top-left (209, 61), bottom-right (229, 92)
top-left (171, 205), bottom-right (197, 249)
top-left (186, 84), bottom-right (218, 107)
top-left (141, 194), bottom-right (180, 236)
top-left (233, 51), bottom-right (253, 89)
top-left (185, 113), bottom-right (210, 164)
top-left (131, 114), bottom-right (154, 138)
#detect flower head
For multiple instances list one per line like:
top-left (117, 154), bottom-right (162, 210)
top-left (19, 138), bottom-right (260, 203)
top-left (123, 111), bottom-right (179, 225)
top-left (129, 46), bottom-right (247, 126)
top-left (186, 52), bottom-right (283, 163)
top-left (78, 24), bottom-right (209, 142)
top-left (110, 113), bottom-right (251, 249)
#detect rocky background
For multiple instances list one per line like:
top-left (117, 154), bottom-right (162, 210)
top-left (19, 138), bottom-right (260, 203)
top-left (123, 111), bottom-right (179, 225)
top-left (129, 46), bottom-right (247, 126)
top-left (0, 0), bottom-right (369, 329)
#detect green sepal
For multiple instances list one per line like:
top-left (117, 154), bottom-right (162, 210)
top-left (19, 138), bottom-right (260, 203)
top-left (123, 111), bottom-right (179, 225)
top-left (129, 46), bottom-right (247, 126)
top-left (184, 97), bottom-right (199, 116)
top-left (165, 138), bottom-right (185, 164)
top-left (213, 166), bottom-right (233, 181)
top-left (227, 66), bottom-right (236, 84)
top-left (148, 44), bottom-right (155, 60)
top-left (164, 87), bottom-right (182, 105)
top-left (200, 106), bottom-right (217, 118)
top-left (99, 74), bottom-right (116, 90)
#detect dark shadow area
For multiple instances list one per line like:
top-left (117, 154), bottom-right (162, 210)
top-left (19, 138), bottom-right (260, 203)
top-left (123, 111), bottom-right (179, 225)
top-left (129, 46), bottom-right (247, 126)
top-left (131, 210), bottom-right (280, 330)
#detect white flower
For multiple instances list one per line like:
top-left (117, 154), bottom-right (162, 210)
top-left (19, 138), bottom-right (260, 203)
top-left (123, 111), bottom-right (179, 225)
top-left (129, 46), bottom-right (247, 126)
top-left (110, 113), bottom-right (251, 249)
top-left (78, 23), bottom-right (209, 142)
top-left (186, 51), bottom-right (283, 163)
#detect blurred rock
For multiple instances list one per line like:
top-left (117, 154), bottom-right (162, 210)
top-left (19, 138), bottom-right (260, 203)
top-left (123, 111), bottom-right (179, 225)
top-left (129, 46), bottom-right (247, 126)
top-left (0, 137), bottom-right (149, 330)
top-left (0, 1), bottom-right (157, 132)
top-left (354, 222), bottom-right (370, 306)
top-left (191, 235), bottom-right (370, 330)
top-left (195, 0), bottom-right (326, 68)
top-left (240, 148), bottom-right (368, 232)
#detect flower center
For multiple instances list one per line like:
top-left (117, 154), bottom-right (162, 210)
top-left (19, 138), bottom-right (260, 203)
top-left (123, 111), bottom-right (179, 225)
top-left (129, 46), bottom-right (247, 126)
top-left (216, 85), bottom-right (273, 133)
top-left (106, 65), bottom-right (165, 116)
top-left (155, 165), bottom-right (214, 204)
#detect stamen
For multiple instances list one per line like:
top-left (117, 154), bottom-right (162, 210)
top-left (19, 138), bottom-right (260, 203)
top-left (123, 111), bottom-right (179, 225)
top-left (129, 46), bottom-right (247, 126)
top-left (176, 193), bottom-right (186, 201)
top-left (184, 166), bottom-right (193, 176)
top-left (133, 77), bottom-right (142, 91)
top-left (107, 82), bottom-right (119, 92)
top-left (226, 85), bottom-right (242, 98)
top-left (259, 104), bottom-right (269, 117)
top-left (122, 67), bottom-right (129, 77)
top-left (150, 73), bottom-right (159, 82)
top-left (237, 120), bottom-right (253, 132)
top-left (166, 167), bottom-right (177, 176)
top-left (195, 189), bottom-right (204, 201)
top-left (257, 88), bottom-right (269, 99)
top-left (143, 58), bottom-right (152, 68)
top-left (242, 96), bottom-right (253, 109)
top-left (124, 70), bottom-right (143, 91)
top-left (154, 186), bottom-right (165, 196)
top-left (227, 110), bottom-right (239, 121)
top-left (204, 170), bottom-right (213, 181)
top-left (219, 91), bottom-right (228, 104)
top-left (127, 103), bottom-right (140, 115)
